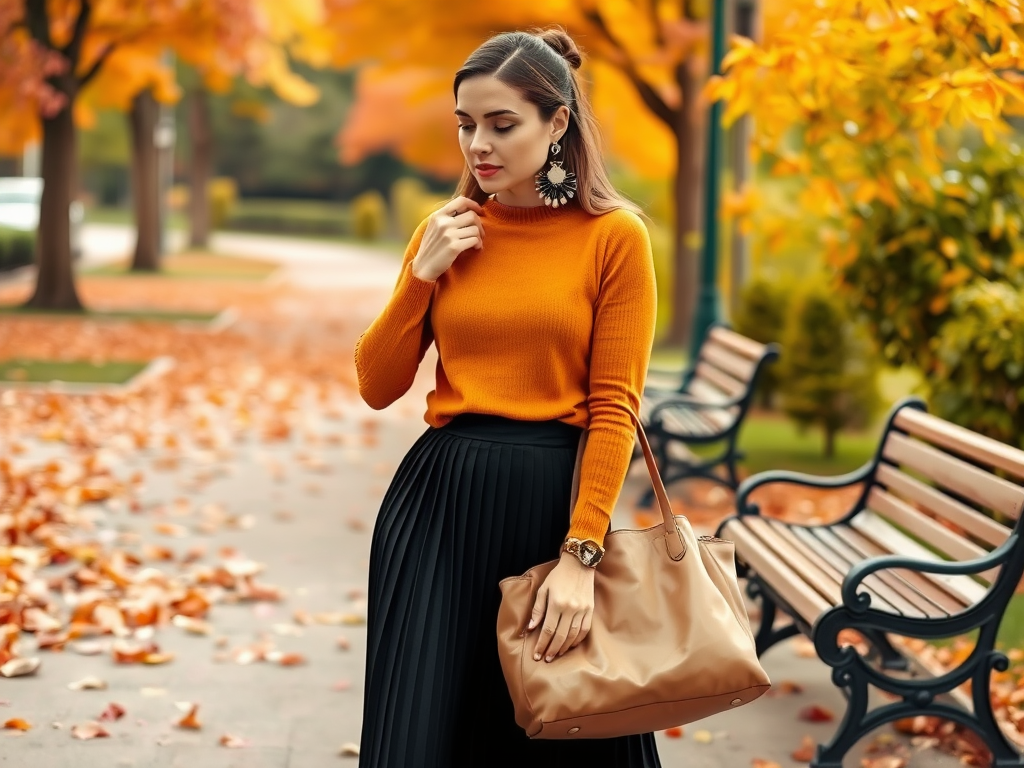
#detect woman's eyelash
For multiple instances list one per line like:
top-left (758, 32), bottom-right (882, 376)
top-left (459, 125), bottom-right (514, 133)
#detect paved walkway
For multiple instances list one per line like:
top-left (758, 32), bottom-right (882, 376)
top-left (0, 226), bottom-right (963, 767)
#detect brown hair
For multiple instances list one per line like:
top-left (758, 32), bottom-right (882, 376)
top-left (451, 26), bottom-right (643, 218)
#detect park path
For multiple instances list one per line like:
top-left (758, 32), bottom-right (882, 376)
top-left (0, 225), bottom-right (959, 767)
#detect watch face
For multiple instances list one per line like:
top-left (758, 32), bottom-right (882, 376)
top-left (580, 541), bottom-right (601, 566)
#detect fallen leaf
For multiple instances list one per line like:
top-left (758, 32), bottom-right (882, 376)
top-left (798, 704), bottom-right (835, 723)
top-left (791, 734), bottom-right (816, 762)
top-left (219, 733), bottom-right (247, 748)
top-left (68, 676), bottom-right (108, 691)
top-left (337, 635), bottom-right (351, 650)
top-left (339, 742), bottom-right (360, 757)
top-left (98, 703), bottom-right (126, 722)
top-left (175, 702), bottom-right (201, 730)
top-left (751, 760), bottom-right (783, 768)
top-left (171, 615), bottom-right (212, 635)
top-left (3, 718), bottom-right (31, 731)
top-left (71, 721), bottom-right (110, 740)
top-left (663, 726), bottom-right (683, 738)
top-left (0, 658), bottom-right (40, 678)
top-left (693, 729), bottom-right (713, 744)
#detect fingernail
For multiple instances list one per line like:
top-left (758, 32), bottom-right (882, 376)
top-left (545, 656), bottom-right (553, 663)
top-left (528, 619), bottom-right (536, 630)
top-left (533, 653), bottom-right (541, 661)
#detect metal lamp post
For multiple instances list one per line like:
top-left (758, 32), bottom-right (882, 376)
top-left (688, 0), bottom-right (732, 361)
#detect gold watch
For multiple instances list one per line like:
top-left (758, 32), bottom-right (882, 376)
top-left (562, 537), bottom-right (605, 568)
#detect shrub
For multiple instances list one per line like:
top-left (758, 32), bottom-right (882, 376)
top-left (352, 190), bottom-right (387, 240)
top-left (840, 141), bottom-right (1024, 374)
top-left (208, 177), bottom-right (238, 230)
top-left (779, 278), bottom-right (882, 457)
top-left (732, 276), bottom-right (790, 408)
top-left (930, 281), bottom-right (1024, 448)
top-left (0, 227), bottom-right (35, 272)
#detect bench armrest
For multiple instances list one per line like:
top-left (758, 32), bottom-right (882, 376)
top-left (841, 533), bottom-right (1021, 613)
top-left (734, 460), bottom-right (877, 517)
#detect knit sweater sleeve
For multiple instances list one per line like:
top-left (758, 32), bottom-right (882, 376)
top-left (566, 211), bottom-right (657, 549)
top-left (354, 219), bottom-right (436, 410)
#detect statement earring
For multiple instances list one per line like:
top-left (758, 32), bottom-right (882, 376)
top-left (535, 141), bottom-right (577, 208)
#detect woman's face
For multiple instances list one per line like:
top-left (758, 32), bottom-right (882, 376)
top-left (455, 74), bottom-right (569, 208)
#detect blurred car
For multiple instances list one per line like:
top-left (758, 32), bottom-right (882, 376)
top-left (0, 177), bottom-right (84, 259)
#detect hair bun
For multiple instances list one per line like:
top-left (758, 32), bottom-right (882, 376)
top-left (537, 28), bottom-right (583, 70)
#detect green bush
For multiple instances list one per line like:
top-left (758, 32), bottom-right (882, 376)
top-left (930, 281), bottom-right (1024, 448)
top-left (223, 198), bottom-right (351, 237)
top-left (0, 227), bottom-right (35, 272)
top-left (352, 190), bottom-right (387, 241)
top-left (780, 278), bottom-right (882, 457)
top-left (841, 141), bottom-right (1024, 374)
top-left (208, 177), bottom-right (238, 230)
top-left (732, 276), bottom-right (791, 408)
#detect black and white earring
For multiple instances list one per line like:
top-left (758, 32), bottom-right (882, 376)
top-left (535, 140), bottom-right (576, 208)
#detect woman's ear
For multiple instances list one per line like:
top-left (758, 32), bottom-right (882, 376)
top-left (551, 105), bottom-right (570, 142)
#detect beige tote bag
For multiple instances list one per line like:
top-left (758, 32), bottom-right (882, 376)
top-left (496, 417), bottom-right (771, 739)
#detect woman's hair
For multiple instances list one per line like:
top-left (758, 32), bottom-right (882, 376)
top-left (451, 26), bottom-right (643, 218)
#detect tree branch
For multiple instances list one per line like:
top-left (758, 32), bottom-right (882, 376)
top-left (79, 43), bottom-right (115, 88)
top-left (25, 0), bottom-right (52, 49)
top-left (582, 8), bottom-right (677, 128)
top-left (62, 0), bottom-right (92, 72)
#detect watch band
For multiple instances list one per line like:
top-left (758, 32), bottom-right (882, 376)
top-left (563, 537), bottom-right (605, 568)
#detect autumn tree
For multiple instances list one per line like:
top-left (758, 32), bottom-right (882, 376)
top-left (0, 0), bottom-right (328, 304)
top-left (324, 2), bottom-right (723, 345)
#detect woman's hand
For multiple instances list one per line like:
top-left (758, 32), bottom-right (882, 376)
top-left (526, 552), bottom-right (596, 663)
top-left (411, 196), bottom-right (485, 282)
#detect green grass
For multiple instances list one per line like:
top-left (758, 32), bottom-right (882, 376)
top-left (0, 358), bottom-right (148, 384)
top-left (83, 207), bottom-right (187, 230)
top-left (733, 414), bottom-right (880, 476)
top-left (0, 305), bottom-right (220, 323)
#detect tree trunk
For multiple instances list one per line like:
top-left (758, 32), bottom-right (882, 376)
top-left (188, 86), bottom-right (213, 248)
top-left (130, 89), bottom-right (160, 271)
top-left (666, 60), bottom-right (705, 347)
top-left (26, 104), bottom-right (82, 310)
top-left (824, 427), bottom-right (836, 458)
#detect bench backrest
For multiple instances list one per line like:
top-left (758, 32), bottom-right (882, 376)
top-left (859, 401), bottom-right (1024, 606)
top-left (682, 325), bottom-right (779, 407)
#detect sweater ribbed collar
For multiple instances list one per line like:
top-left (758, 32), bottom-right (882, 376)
top-left (482, 195), bottom-right (575, 224)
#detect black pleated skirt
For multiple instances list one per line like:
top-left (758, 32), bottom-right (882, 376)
top-left (358, 413), bottom-right (662, 768)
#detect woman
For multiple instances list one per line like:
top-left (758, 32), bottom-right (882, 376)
top-left (354, 26), bottom-right (661, 768)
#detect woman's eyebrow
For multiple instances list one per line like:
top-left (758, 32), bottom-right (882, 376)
top-left (454, 109), bottom-right (520, 118)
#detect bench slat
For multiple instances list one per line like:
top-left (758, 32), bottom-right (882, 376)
top-left (875, 464), bottom-right (1011, 549)
top-left (895, 408), bottom-right (1024, 485)
top-left (686, 377), bottom-right (733, 405)
top-left (702, 342), bottom-right (757, 383)
top-left (882, 432), bottom-right (1024, 521)
top-left (721, 520), bottom-right (832, 624)
top-left (660, 407), bottom-right (716, 437)
top-left (866, 488), bottom-right (998, 584)
top-left (849, 512), bottom-right (989, 605)
top-left (823, 526), bottom-right (967, 615)
top-left (770, 518), bottom-right (937, 618)
top-left (796, 526), bottom-right (955, 617)
top-left (740, 518), bottom-right (845, 607)
top-left (708, 326), bottom-right (768, 361)
top-left (694, 362), bottom-right (748, 400)
top-left (760, 520), bottom-right (930, 618)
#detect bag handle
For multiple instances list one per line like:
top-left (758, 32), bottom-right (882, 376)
top-left (569, 414), bottom-right (678, 539)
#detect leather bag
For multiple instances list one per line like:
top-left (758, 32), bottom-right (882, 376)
top-left (496, 417), bottom-right (771, 739)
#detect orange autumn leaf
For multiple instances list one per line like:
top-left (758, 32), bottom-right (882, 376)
top-left (798, 704), bottom-right (835, 723)
top-left (3, 718), bottom-right (31, 731)
top-left (98, 703), bottom-right (126, 722)
top-left (664, 726), bottom-right (683, 738)
top-left (176, 703), bottom-right (202, 730)
top-left (791, 734), bottom-right (816, 762)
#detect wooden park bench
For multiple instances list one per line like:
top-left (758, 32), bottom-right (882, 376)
top-left (716, 396), bottom-right (1024, 767)
top-left (634, 323), bottom-right (779, 507)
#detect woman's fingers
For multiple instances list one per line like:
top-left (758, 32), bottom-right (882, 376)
top-left (558, 612), bottom-right (584, 656)
top-left (569, 610), bottom-right (593, 650)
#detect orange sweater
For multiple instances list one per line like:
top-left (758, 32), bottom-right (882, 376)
top-left (354, 196), bottom-right (656, 547)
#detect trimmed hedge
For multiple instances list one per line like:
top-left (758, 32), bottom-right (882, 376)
top-left (0, 227), bottom-right (34, 272)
